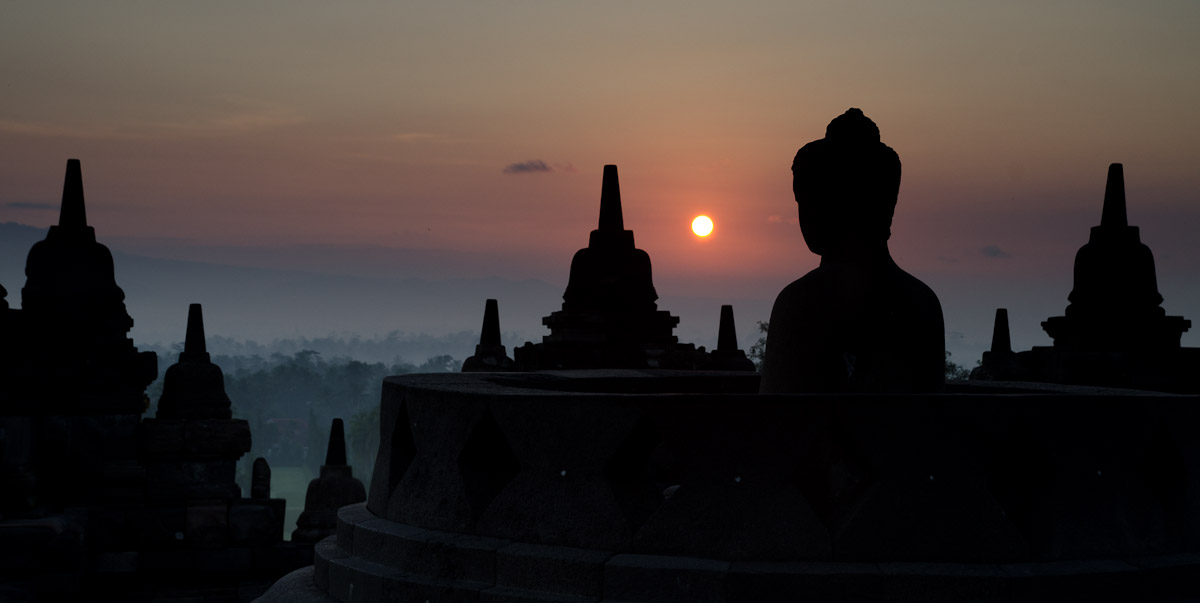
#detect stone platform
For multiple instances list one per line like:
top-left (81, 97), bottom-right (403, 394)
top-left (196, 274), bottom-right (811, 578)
top-left (259, 371), bottom-right (1200, 602)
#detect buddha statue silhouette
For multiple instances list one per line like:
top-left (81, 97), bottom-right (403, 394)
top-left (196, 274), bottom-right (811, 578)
top-left (760, 108), bottom-right (945, 393)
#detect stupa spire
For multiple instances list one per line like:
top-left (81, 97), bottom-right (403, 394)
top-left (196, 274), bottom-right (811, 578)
top-left (717, 305), bottom-right (739, 352)
top-left (989, 308), bottom-right (1012, 354)
top-left (155, 303), bottom-right (232, 420)
top-left (706, 304), bottom-right (755, 371)
top-left (59, 159), bottom-right (88, 229)
top-left (292, 416), bottom-right (366, 542)
top-left (179, 303), bottom-right (210, 363)
top-left (325, 418), bottom-right (348, 466)
top-left (1100, 163), bottom-right (1128, 229)
top-left (251, 457), bottom-right (272, 499)
top-left (1042, 162), bottom-right (1188, 357)
top-left (480, 299), bottom-right (501, 347)
top-left (462, 298), bottom-right (515, 372)
top-left (520, 163), bottom-right (688, 370)
top-left (598, 165), bottom-right (625, 232)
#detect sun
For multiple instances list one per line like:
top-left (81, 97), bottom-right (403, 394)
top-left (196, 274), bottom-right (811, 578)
top-left (691, 215), bottom-right (713, 237)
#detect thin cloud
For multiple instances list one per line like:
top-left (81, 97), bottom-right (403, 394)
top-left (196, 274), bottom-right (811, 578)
top-left (391, 132), bottom-right (438, 142)
top-left (503, 160), bottom-right (552, 174)
top-left (139, 97), bottom-right (305, 134)
top-left (0, 97), bottom-right (305, 141)
top-left (5, 201), bottom-right (57, 210)
top-left (0, 120), bottom-right (126, 140)
top-left (387, 132), bottom-right (478, 145)
top-left (981, 245), bottom-right (1012, 259)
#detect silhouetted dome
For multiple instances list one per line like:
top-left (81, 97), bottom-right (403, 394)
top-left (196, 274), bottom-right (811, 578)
top-left (292, 419), bottom-right (366, 543)
top-left (791, 108), bottom-right (902, 251)
top-left (157, 304), bottom-right (233, 420)
top-left (765, 109), bottom-right (944, 394)
top-left (23, 160), bottom-right (130, 324)
top-left (1042, 164), bottom-right (1189, 352)
top-left (17, 159), bottom-right (155, 399)
top-left (825, 107), bottom-right (881, 145)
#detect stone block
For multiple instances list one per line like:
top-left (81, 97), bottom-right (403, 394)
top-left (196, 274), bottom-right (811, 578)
top-left (632, 478), bottom-right (830, 562)
top-left (92, 551), bottom-right (138, 573)
top-left (353, 518), bottom-right (507, 583)
top-left (183, 419), bottom-right (251, 459)
top-left (878, 562), bottom-right (1008, 603)
top-left (254, 567), bottom-right (336, 603)
top-left (827, 398), bottom-right (1027, 563)
top-left (1131, 553), bottom-right (1200, 600)
top-left (379, 570), bottom-right (488, 603)
top-left (140, 420), bottom-right (186, 457)
top-left (1002, 560), bottom-right (1142, 603)
top-left (482, 586), bottom-right (598, 603)
top-left (135, 506), bottom-right (183, 547)
top-left (604, 554), bottom-right (729, 603)
top-left (495, 542), bottom-right (611, 599)
top-left (150, 596), bottom-right (205, 603)
top-left (337, 503), bottom-right (377, 553)
top-left (291, 540), bottom-right (317, 566)
top-left (0, 417), bottom-right (35, 466)
top-left (368, 387), bottom-right (419, 521)
top-left (86, 506), bottom-right (134, 550)
top-left (387, 388), bottom-right (487, 532)
top-left (725, 561), bottom-right (881, 603)
top-left (138, 549), bottom-right (193, 571)
top-left (477, 395), bottom-right (638, 550)
top-left (186, 500), bottom-right (229, 549)
top-left (72, 414), bottom-right (143, 459)
top-left (313, 536), bottom-right (347, 592)
top-left (191, 546), bottom-right (253, 572)
top-left (326, 554), bottom-right (385, 603)
top-left (229, 500), bottom-right (283, 546)
top-left (0, 517), bottom-right (84, 571)
top-left (248, 541), bottom-right (306, 574)
top-left (146, 461), bottom-right (239, 502)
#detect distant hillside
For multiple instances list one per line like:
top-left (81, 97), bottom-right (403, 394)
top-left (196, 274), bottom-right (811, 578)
top-left (0, 221), bottom-right (566, 363)
top-left (0, 222), bottom-right (45, 283)
top-left (0, 222), bottom-right (778, 361)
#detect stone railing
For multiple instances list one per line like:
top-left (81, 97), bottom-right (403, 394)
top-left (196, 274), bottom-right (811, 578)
top-left (367, 371), bottom-right (1200, 563)
top-left (259, 370), bottom-right (1200, 602)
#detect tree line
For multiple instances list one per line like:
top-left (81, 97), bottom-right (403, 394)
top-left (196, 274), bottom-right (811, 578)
top-left (147, 349), bottom-right (461, 492)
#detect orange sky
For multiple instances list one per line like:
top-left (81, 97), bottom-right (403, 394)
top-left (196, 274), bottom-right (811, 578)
top-left (2, 2), bottom-right (1199, 358)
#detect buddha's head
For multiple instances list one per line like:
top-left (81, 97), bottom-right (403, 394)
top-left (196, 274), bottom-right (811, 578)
top-left (791, 108), bottom-right (901, 257)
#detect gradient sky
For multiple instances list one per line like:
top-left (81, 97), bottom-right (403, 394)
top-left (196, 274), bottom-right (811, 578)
top-left (2, 2), bottom-right (1199, 360)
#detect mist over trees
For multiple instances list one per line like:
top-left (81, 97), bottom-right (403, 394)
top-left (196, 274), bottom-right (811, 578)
top-left (141, 330), bottom-right (483, 366)
top-left (144, 342), bottom-right (464, 493)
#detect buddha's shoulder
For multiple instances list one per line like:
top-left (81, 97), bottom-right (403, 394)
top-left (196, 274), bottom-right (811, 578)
top-left (771, 268), bottom-right (832, 309)
top-left (889, 266), bottom-right (941, 303)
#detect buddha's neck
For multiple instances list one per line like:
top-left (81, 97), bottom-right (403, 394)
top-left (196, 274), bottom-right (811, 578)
top-left (819, 240), bottom-right (893, 266)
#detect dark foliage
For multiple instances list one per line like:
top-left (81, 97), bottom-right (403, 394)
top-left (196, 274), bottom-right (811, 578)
top-left (146, 350), bottom-right (460, 489)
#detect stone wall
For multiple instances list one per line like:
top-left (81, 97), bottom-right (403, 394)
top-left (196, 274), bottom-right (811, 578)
top-left (257, 370), bottom-right (1200, 602)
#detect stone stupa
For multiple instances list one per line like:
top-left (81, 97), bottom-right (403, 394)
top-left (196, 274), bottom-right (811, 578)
top-left (141, 304), bottom-right (250, 503)
top-left (973, 164), bottom-right (1199, 392)
top-left (292, 418), bottom-right (366, 543)
top-left (514, 165), bottom-right (695, 370)
top-left (462, 298), bottom-right (514, 372)
top-left (706, 304), bottom-right (755, 371)
top-left (1042, 163), bottom-right (1190, 350)
top-left (18, 158), bottom-right (157, 407)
